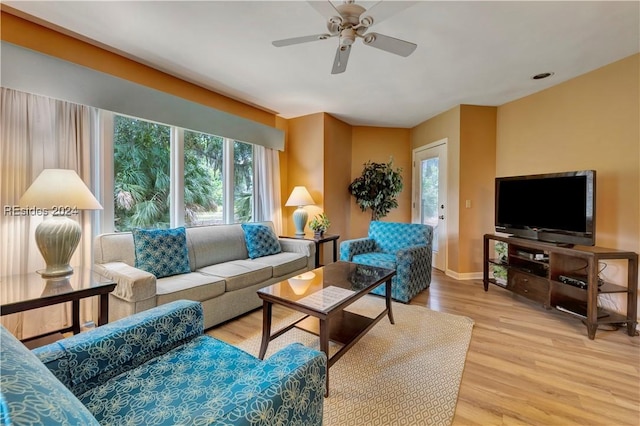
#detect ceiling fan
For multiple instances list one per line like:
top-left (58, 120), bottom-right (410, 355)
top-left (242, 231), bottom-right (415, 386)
top-left (272, 0), bottom-right (417, 74)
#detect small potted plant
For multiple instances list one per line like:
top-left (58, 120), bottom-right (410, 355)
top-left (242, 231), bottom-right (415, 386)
top-left (309, 212), bottom-right (331, 236)
top-left (492, 241), bottom-right (508, 286)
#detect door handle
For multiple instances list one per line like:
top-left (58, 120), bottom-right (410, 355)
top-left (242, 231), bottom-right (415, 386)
top-left (439, 215), bottom-right (445, 220)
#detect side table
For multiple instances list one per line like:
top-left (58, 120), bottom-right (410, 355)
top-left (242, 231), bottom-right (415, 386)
top-left (281, 233), bottom-right (340, 267)
top-left (1, 268), bottom-right (116, 344)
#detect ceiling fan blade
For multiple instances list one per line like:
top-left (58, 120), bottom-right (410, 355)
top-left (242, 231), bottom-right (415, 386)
top-left (362, 32), bottom-right (417, 57)
top-left (307, 1), bottom-right (343, 21)
top-left (359, 1), bottom-right (417, 28)
top-left (331, 45), bottom-right (351, 74)
top-left (272, 33), bottom-right (334, 47)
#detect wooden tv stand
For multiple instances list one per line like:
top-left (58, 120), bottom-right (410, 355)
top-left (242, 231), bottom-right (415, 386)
top-left (483, 234), bottom-right (638, 340)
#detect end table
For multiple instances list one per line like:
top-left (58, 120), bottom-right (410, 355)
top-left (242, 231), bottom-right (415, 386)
top-left (281, 233), bottom-right (340, 267)
top-left (1, 268), bottom-right (116, 344)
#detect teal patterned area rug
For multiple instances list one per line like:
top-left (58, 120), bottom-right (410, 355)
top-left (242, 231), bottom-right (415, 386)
top-left (237, 296), bottom-right (475, 426)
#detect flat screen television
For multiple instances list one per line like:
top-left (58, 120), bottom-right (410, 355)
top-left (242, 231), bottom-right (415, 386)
top-left (495, 170), bottom-right (596, 246)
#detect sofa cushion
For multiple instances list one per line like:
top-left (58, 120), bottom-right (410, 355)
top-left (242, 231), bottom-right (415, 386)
top-left (156, 272), bottom-right (225, 305)
top-left (250, 251), bottom-right (309, 277)
top-left (241, 223), bottom-right (282, 259)
top-left (133, 227), bottom-right (191, 278)
top-left (93, 232), bottom-right (136, 266)
top-left (78, 335), bottom-right (260, 424)
top-left (352, 252), bottom-right (397, 270)
top-left (186, 224), bottom-right (249, 270)
top-left (198, 260), bottom-right (273, 292)
top-left (0, 326), bottom-right (99, 425)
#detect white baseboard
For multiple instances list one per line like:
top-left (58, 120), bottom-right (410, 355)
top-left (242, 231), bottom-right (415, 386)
top-left (445, 270), bottom-right (483, 281)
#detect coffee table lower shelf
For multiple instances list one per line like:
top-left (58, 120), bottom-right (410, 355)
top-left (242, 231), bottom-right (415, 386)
top-left (295, 310), bottom-right (387, 367)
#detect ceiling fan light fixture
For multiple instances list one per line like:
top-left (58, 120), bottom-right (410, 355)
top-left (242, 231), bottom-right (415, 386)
top-left (340, 27), bottom-right (356, 46)
top-left (360, 15), bottom-right (374, 27)
top-left (363, 34), bottom-right (376, 44)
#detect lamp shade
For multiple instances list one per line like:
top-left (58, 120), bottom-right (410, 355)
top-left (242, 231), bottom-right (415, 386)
top-left (285, 186), bottom-right (315, 236)
top-left (18, 169), bottom-right (102, 211)
top-left (285, 186), bottom-right (315, 207)
top-left (18, 169), bottom-right (102, 278)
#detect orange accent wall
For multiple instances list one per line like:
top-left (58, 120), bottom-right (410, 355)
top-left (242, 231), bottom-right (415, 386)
top-left (497, 54), bottom-right (639, 253)
top-left (323, 115), bottom-right (352, 262)
top-left (0, 9), bottom-right (276, 127)
top-left (285, 118), bottom-right (410, 257)
top-left (285, 113), bottom-right (325, 235)
top-left (350, 127), bottom-right (411, 239)
top-left (459, 105), bottom-right (497, 274)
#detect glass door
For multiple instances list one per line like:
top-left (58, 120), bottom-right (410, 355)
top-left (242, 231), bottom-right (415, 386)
top-left (412, 140), bottom-right (447, 271)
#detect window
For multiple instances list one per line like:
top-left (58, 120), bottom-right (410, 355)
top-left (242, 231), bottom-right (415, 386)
top-left (112, 114), bottom-right (254, 231)
top-left (184, 130), bottom-right (223, 226)
top-left (234, 141), bottom-right (253, 223)
top-left (113, 115), bottom-right (171, 231)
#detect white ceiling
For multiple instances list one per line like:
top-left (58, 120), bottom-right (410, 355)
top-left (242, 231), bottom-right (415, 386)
top-left (5, 1), bottom-right (639, 128)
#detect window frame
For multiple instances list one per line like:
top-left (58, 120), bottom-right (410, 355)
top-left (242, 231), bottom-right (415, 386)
top-left (103, 111), bottom-right (256, 232)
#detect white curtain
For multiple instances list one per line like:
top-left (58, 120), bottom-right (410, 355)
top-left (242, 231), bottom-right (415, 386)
top-left (254, 145), bottom-right (282, 234)
top-left (0, 88), bottom-right (98, 339)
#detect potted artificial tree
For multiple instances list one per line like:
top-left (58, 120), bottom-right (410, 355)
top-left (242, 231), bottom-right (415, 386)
top-left (348, 159), bottom-right (403, 221)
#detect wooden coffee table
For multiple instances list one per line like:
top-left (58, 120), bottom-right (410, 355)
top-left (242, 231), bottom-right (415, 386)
top-left (257, 261), bottom-right (395, 396)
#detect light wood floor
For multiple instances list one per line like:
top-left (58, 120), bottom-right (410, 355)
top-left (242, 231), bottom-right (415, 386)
top-left (208, 270), bottom-right (640, 425)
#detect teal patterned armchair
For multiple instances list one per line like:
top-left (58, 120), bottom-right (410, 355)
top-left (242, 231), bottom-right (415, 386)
top-left (0, 300), bottom-right (326, 425)
top-left (340, 221), bottom-right (433, 303)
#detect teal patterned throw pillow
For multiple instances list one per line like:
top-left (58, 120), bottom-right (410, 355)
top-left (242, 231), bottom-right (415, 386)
top-left (241, 223), bottom-right (282, 259)
top-left (133, 227), bottom-right (191, 278)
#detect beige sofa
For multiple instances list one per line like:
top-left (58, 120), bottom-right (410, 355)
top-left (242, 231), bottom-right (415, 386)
top-left (93, 222), bottom-right (315, 329)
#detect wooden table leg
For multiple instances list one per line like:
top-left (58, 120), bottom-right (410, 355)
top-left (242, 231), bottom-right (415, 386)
top-left (98, 293), bottom-right (109, 326)
top-left (626, 257), bottom-right (638, 336)
top-left (483, 236), bottom-right (490, 291)
top-left (320, 317), bottom-right (330, 397)
top-left (386, 278), bottom-right (395, 324)
top-left (258, 301), bottom-right (272, 360)
top-left (72, 300), bottom-right (81, 334)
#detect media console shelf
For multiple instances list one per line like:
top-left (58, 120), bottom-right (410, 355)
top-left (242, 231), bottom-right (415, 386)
top-left (483, 234), bottom-right (638, 340)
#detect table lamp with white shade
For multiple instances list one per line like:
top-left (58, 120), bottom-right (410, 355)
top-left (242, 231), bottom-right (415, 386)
top-left (285, 186), bottom-right (315, 236)
top-left (18, 169), bottom-right (103, 278)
